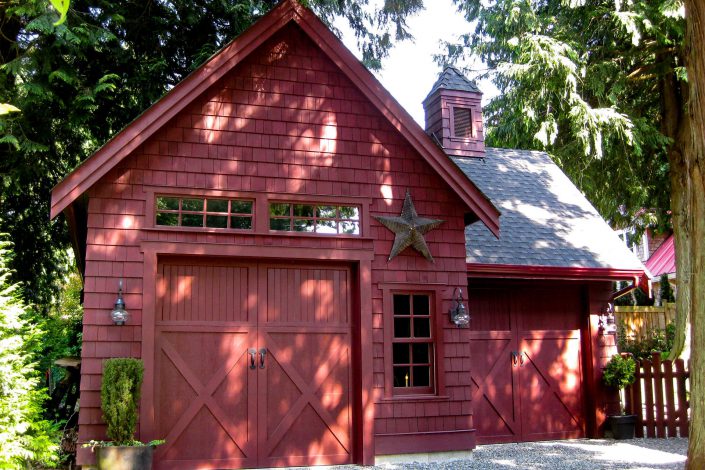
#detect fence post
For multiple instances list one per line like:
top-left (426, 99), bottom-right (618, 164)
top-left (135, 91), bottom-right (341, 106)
top-left (643, 356), bottom-right (656, 437)
top-left (652, 352), bottom-right (666, 437)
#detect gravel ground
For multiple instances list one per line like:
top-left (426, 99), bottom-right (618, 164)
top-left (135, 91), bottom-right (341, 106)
top-left (334, 438), bottom-right (689, 470)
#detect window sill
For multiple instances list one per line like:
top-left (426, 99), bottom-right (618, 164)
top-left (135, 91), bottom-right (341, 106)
top-left (379, 395), bottom-right (451, 403)
top-left (143, 226), bottom-right (374, 241)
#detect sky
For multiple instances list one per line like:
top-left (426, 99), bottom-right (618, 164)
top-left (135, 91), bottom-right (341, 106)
top-left (335, 0), bottom-right (498, 126)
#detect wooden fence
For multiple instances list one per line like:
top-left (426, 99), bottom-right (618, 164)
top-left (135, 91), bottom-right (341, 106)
top-left (625, 352), bottom-right (689, 438)
top-left (615, 303), bottom-right (676, 341)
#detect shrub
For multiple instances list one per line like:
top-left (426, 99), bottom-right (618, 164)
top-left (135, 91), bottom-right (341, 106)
top-left (603, 354), bottom-right (636, 390)
top-left (617, 321), bottom-right (675, 361)
top-left (659, 274), bottom-right (675, 303)
top-left (101, 358), bottom-right (144, 445)
top-left (0, 240), bottom-right (58, 467)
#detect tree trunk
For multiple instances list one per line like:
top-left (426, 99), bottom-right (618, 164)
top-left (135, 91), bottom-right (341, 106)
top-left (684, 1), bottom-right (705, 468)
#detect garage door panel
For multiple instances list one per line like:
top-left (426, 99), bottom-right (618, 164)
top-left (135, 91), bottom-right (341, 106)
top-left (265, 267), bottom-right (350, 325)
top-left (155, 261), bottom-right (353, 469)
top-left (468, 283), bottom-right (585, 444)
top-left (469, 336), bottom-right (519, 443)
top-left (158, 262), bottom-right (253, 323)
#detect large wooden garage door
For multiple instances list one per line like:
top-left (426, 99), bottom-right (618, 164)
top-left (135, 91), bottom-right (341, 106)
top-left (468, 283), bottom-right (585, 444)
top-left (153, 260), bottom-right (353, 469)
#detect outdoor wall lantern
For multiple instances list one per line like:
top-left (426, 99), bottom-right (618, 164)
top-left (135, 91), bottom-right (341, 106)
top-left (598, 302), bottom-right (617, 336)
top-left (110, 280), bottom-right (129, 326)
top-left (449, 287), bottom-right (470, 327)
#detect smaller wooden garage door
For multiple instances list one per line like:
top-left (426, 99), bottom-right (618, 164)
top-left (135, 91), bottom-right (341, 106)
top-left (468, 283), bottom-right (585, 444)
top-left (153, 260), bottom-right (353, 469)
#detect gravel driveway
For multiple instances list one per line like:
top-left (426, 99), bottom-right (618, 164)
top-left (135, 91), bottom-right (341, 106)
top-left (343, 438), bottom-right (688, 470)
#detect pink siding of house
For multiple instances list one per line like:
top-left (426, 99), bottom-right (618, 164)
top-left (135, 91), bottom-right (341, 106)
top-left (77, 22), bottom-right (474, 463)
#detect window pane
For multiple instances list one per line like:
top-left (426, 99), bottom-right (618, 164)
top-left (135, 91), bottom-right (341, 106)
top-left (293, 219), bottom-right (315, 232)
top-left (393, 343), bottom-right (410, 364)
top-left (206, 199), bottom-right (228, 213)
top-left (413, 318), bottom-right (431, 338)
top-left (317, 205), bottom-right (337, 218)
top-left (157, 197), bottom-right (179, 211)
top-left (413, 366), bottom-right (431, 387)
top-left (231, 216), bottom-right (252, 230)
top-left (270, 203), bottom-right (290, 216)
top-left (270, 218), bottom-right (290, 231)
top-left (316, 219), bottom-right (337, 234)
top-left (393, 366), bottom-right (411, 388)
top-left (412, 343), bottom-right (429, 364)
top-left (181, 213), bottom-right (203, 227)
top-left (293, 204), bottom-right (314, 217)
top-left (206, 215), bottom-right (228, 228)
top-left (393, 294), bottom-right (410, 316)
top-left (182, 198), bottom-right (203, 211)
top-left (232, 200), bottom-right (253, 214)
top-left (394, 317), bottom-right (411, 338)
top-left (339, 206), bottom-right (359, 220)
top-left (339, 221), bottom-right (359, 235)
top-left (413, 295), bottom-right (430, 316)
top-left (156, 212), bottom-right (178, 226)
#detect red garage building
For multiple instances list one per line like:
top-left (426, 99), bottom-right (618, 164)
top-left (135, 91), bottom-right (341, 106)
top-left (50, 1), bottom-right (645, 467)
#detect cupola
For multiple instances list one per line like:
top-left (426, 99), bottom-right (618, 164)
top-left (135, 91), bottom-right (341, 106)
top-left (422, 67), bottom-right (484, 158)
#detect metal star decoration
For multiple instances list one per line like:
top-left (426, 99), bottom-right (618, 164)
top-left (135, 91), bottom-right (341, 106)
top-left (374, 191), bottom-right (445, 262)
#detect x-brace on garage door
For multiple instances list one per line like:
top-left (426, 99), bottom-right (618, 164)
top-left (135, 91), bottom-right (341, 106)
top-left (153, 259), bottom-right (353, 469)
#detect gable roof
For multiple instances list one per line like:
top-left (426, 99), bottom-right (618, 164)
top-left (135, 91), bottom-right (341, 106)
top-left (50, 0), bottom-right (499, 235)
top-left (646, 235), bottom-right (676, 277)
top-left (454, 148), bottom-right (646, 275)
top-left (425, 66), bottom-right (480, 101)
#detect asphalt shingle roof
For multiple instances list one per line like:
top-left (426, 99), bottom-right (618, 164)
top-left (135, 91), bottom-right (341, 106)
top-left (454, 148), bottom-right (645, 270)
top-left (425, 67), bottom-right (480, 100)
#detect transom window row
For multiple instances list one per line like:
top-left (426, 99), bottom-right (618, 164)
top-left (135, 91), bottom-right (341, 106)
top-left (155, 196), bottom-right (361, 236)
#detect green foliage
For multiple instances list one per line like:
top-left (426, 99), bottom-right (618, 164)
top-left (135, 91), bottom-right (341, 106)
top-left (603, 354), bottom-right (636, 390)
top-left (618, 321), bottom-right (676, 361)
top-left (101, 358), bottom-right (144, 445)
top-left (443, 0), bottom-right (683, 229)
top-left (0, 240), bottom-right (59, 468)
top-left (659, 273), bottom-right (676, 303)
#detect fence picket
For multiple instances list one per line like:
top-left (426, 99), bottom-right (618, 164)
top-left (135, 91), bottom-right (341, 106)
top-left (625, 352), bottom-right (690, 438)
top-left (663, 358), bottom-right (676, 437)
top-left (676, 359), bottom-right (689, 437)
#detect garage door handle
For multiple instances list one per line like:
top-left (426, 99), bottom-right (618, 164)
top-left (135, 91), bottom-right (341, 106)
top-left (259, 348), bottom-right (267, 369)
top-left (519, 352), bottom-right (525, 366)
top-left (248, 348), bottom-right (257, 369)
top-left (511, 351), bottom-right (518, 366)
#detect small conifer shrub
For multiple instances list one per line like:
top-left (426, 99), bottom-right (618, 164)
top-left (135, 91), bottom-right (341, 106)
top-left (101, 358), bottom-right (144, 445)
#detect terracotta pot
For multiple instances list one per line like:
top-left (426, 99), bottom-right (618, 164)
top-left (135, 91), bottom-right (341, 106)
top-left (610, 414), bottom-right (637, 440)
top-left (96, 445), bottom-right (154, 470)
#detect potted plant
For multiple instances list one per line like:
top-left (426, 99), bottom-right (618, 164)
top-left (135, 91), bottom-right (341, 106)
top-left (87, 358), bottom-right (163, 469)
top-left (603, 353), bottom-right (637, 439)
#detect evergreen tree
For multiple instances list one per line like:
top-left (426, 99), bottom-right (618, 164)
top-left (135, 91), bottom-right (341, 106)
top-left (0, 239), bottom-right (57, 468)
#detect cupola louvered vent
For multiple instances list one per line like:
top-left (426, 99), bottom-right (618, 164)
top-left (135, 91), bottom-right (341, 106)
top-left (453, 107), bottom-right (473, 138)
top-left (422, 66), bottom-right (484, 157)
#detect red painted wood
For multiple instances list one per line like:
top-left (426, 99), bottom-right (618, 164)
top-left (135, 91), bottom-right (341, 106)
top-left (70, 9), bottom-right (486, 463)
top-left (627, 353), bottom-right (690, 438)
top-left (468, 263), bottom-right (645, 281)
top-left (676, 359), bottom-right (689, 437)
top-left (258, 264), bottom-right (352, 467)
top-left (663, 358), bottom-right (677, 437)
top-left (468, 281), bottom-right (585, 443)
top-left (154, 260), bottom-right (352, 469)
top-left (49, 0), bottom-right (500, 234)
